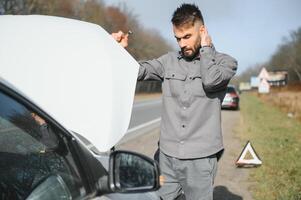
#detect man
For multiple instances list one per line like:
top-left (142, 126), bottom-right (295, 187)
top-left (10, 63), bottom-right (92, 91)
top-left (112, 3), bottom-right (237, 200)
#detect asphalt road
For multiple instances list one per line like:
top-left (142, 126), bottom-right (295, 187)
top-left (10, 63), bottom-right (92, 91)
top-left (117, 98), bottom-right (162, 144)
top-left (128, 98), bottom-right (162, 129)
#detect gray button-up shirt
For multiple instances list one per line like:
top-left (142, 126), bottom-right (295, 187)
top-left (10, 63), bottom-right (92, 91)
top-left (138, 46), bottom-right (238, 159)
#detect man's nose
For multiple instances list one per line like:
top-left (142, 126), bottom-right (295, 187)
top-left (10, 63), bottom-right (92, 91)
top-left (179, 40), bottom-right (186, 48)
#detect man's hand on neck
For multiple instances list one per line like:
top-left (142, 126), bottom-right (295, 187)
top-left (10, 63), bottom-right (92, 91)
top-left (200, 26), bottom-right (212, 47)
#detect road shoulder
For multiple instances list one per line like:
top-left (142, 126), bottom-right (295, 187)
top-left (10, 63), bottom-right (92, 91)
top-left (214, 110), bottom-right (253, 200)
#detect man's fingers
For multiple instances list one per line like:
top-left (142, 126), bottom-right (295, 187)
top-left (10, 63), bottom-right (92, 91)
top-left (117, 31), bottom-right (125, 40)
top-left (111, 30), bottom-right (129, 48)
top-left (111, 31), bottom-right (126, 42)
top-left (200, 26), bottom-right (212, 47)
top-left (111, 32), bottom-right (121, 41)
top-left (120, 33), bottom-right (129, 48)
top-left (207, 35), bottom-right (212, 44)
top-left (202, 26), bottom-right (209, 37)
top-left (123, 33), bottom-right (129, 39)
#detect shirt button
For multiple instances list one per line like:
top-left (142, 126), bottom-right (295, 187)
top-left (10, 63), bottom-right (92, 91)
top-left (189, 77), bottom-right (193, 80)
top-left (212, 59), bottom-right (215, 62)
top-left (182, 125), bottom-right (186, 128)
top-left (201, 49), bottom-right (204, 52)
top-left (172, 74), bottom-right (175, 77)
top-left (183, 107), bottom-right (187, 110)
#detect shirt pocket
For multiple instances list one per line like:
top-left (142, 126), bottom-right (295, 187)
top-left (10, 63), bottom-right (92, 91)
top-left (190, 72), bottom-right (206, 97)
top-left (163, 70), bottom-right (187, 97)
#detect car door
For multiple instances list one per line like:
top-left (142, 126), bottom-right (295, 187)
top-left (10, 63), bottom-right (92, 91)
top-left (0, 81), bottom-right (162, 200)
top-left (0, 83), bottom-right (94, 200)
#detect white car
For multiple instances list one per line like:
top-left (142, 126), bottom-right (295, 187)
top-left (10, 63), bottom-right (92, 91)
top-left (221, 85), bottom-right (240, 110)
top-left (0, 15), bottom-right (160, 200)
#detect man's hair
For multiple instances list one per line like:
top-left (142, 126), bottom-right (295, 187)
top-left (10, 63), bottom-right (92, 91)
top-left (171, 4), bottom-right (204, 27)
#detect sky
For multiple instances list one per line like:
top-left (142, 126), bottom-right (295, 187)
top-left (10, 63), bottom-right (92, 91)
top-left (103, 0), bottom-right (301, 74)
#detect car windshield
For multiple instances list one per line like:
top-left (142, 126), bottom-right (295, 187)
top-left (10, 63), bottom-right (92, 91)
top-left (226, 87), bottom-right (236, 93)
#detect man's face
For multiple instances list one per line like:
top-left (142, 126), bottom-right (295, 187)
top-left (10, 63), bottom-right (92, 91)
top-left (173, 22), bottom-right (203, 59)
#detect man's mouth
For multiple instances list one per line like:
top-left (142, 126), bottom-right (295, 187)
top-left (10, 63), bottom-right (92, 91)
top-left (181, 48), bottom-right (198, 59)
top-left (183, 49), bottom-right (193, 55)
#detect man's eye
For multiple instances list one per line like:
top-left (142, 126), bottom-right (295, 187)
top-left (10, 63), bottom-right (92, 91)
top-left (184, 35), bottom-right (190, 39)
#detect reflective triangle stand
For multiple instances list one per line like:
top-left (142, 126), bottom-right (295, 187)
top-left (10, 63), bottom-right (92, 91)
top-left (236, 141), bottom-right (262, 167)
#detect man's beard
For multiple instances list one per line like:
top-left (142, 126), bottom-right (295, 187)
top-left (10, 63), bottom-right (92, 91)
top-left (181, 40), bottom-right (201, 60)
top-left (181, 47), bottom-right (199, 60)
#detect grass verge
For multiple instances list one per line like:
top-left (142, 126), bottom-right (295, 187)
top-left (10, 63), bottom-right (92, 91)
top-left (238, 93), bottom-right (301, 200)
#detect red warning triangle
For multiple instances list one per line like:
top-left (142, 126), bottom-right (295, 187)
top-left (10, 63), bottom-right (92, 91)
top-left (236, 141), bottom-right (262, 167)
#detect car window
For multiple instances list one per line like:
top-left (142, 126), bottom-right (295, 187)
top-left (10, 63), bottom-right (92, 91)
top-left (0, 91), bottom-right (86, 200)
top-left (226, 87), bottom-right (236, 93)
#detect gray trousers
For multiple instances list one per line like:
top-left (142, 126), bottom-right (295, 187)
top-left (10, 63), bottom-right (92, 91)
top-left (157, 151), bottom-right (217, 200)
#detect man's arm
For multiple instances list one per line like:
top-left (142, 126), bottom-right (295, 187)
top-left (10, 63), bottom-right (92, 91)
top-left (138, 57), bottom-right (165, 81)
top-left (199, 46), bottom-right (238, 92)
top-left (198, 27), bottom-right (237, 92)
top-left (111, 30), bottom-right (165, 81)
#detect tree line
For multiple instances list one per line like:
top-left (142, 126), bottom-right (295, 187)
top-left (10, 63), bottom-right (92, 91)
top-left (268, 27), bottom-right (301, 82)
top-left (0, 0), bottom-right (172, 93)
top-left (235, 27), bottom-right (301, 84)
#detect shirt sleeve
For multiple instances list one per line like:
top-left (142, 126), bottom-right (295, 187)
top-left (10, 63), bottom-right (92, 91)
top-left (137, 54), bottom-right (166, 81)
top-left (199, 46), bottom-right (238, 92)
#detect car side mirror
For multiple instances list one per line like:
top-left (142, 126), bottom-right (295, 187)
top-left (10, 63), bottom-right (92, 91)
top-left (108, 150), bottom-right (160, 193)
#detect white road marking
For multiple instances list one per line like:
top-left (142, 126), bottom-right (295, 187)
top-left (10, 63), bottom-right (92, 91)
top-left (126, 117), bottom-right (161, 134)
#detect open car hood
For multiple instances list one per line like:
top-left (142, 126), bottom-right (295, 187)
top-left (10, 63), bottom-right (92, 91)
top-left (0, 15), bottom-right (139, 152)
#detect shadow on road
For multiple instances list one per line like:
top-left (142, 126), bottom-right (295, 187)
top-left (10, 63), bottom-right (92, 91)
top-left (214, 186), bottom-right (243, 200)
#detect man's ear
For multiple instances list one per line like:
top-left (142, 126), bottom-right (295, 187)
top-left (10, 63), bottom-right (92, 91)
top-left (199, 25), bottom-right (205, 34)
